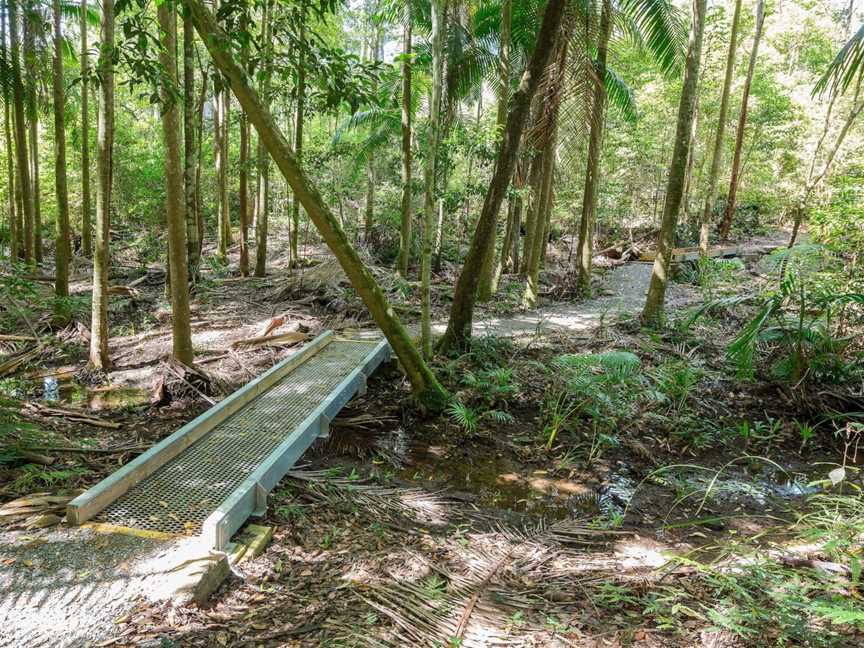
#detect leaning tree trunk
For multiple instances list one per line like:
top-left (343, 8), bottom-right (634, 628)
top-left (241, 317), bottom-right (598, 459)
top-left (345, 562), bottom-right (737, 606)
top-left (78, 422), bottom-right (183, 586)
top-left (575, 0), bottom-right (612, 296)
top-left (290, 12), bottom-right (306, 266)
top-left (89, 0), bottom-right (114, 368)
top-left (396, 3), bottom-right (413, 277)
top-left (718, 0), bottom-right (764, 239)
top-left (476, 0), bottom-right (512, 301)
top-left (437, 0), bottom-right (567, 353)
top-left (2, 4), bottom-right (19, 260)
top-left (421, 0), bottom-right (445, 358)
top-left (24, 15), bottom-right (41, 262)
top-left (158, 1), bottom-right (194, 364)
top-left (80, 0), bottom-right (92, 256)
top-left (699, 0), bottom-right (741, 252)
top-left (52, 0), bottom-right (71, 322)
top-left (642, 0), bottom-right (707, 325)
top-left (183, 0), bottom-right (449, 410)
top-left (254, 0), bottom-right (271, 277)
top-left (9, 0), bottom-right (34, 266)
top-left (183, 14), bottom-right (200, 275)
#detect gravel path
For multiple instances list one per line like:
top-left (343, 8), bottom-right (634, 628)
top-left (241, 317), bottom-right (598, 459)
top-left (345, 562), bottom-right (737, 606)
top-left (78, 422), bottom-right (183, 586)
top-left (0, 526), bottom-right (172, 647)
top-left (436, 262), bottom-right (699, 340)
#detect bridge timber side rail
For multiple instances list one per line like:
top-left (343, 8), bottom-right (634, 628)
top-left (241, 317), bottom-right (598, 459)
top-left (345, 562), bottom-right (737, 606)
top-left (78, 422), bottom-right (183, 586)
top-left (67, 331), bottom-right (391, 549)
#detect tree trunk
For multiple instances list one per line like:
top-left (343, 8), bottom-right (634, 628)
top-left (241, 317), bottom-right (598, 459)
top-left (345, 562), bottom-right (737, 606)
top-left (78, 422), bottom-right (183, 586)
top-left (574, 0), bottom-right (612, 296)
top-left (238, 24), bottom-right (250, 277)
top-left (9, 0), bottom-right (34, 266)
top-left (89, 0), bottom-right (114, 368)
top-left (291, 14), bottom-right (306, 266)
top-left (214, 70), bottom-right (228, 262)
top-left (254, 0), bottom-right (271, 277)
top-left (524, 126), bottom-right (558, 308)
top-left (183, 0), bottom-right (449, 409)
top-left (80, 0), bottom-right (92, 256)
top-left (195, 68), bottom-right (208, 258)
top-left (642, 0), bottom-right (707, 325)
top-left (520, 145), bottom-right (544, 275)
top-left (396, 4), bottom-right (412, 277)
top-left (437, 0), bottom-right (567, 353)
top-left (183, 14), bottom-right (200, 275)
top-left (158, 2), bottom-right (194, 364)
top-left (476, 0), bottom-right (512, 301)
top-left (699, 0), bottom-right (741, 252)
top-left (2, 4), bottom-right (18, 260)
top-left (421, 0), bottom-right (445, 358)
top-left (718, 0), bottom-right (764, 239)
top-left (52, 0), bottom-right (70, 322)
top-left (24, 15), bottom-right (41, 263)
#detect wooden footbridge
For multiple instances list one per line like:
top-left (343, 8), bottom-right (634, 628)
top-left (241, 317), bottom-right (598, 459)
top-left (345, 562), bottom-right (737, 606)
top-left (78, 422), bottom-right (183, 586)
top-left (67, 332), bottom-right (391, 549)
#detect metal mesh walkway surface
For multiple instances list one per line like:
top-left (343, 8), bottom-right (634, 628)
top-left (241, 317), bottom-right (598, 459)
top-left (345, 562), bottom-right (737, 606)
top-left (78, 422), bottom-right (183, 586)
top-left (67, 333), bottom-right (391, 549)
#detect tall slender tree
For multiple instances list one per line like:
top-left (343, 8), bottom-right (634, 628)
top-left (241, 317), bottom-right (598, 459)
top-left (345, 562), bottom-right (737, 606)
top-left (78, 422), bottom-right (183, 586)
top-left (238, 17), bottom-right (250, 277)
top-left (183, 11), bottom-right (200, 274)
top-left (438, 0), bottom-right (568, 353)
top-left (699, 0), bottom-right (741, 253)
top-left (476, 0), bottom-right (512, 301)
top-left (642, 0), bottom-right (708, 325)
top-left (24, 11), bottom-right (41, 262)
top-left (80, 0), bottom-right (92, 256)
top-left (2, 3), bottom-right (19, 259)
top-left (396, 0), bottom-right (412, 277)
top-left (574, 0), bottom-right (612, 296)
top-left (52, 0), bottom-right (70, 322)
top-left (421, 0), bottom-right (445, 358)
top-left (9, 0), bottom-right (35, 266)
top-left (158, 0), bottom-right (194, 363)
top-left (254, 0), bottom-right (271, 277)
top-left (719, 0), bottom-right (765, 239)
top-left (291, 10), bottom-right (306, 266)
top-left (89, 0), bottom-right (114, 369)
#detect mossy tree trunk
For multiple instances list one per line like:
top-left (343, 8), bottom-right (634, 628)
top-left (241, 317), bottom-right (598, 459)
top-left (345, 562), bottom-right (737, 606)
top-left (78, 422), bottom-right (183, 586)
top-left (24, 15), bottom-right (41, 263)
top-left (642, 0), bottom-right (707, 325)
top-left (89, 0), bottom-right (114, 369)
top-left (437, 0), bottom-right (567, 353)
top-left (183, 0), bottom-right (448, 410)
top-left (291, 12), bottom-right (306, 266)
top-left (52, 0), bottom-right (71, 322)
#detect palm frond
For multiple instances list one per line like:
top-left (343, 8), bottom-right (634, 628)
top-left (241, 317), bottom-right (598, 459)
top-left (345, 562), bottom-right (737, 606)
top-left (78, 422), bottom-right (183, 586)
top-left (814, 22), bottom-right (864, 97)
top-left (604, 64), bottom-right (636, 121)
top-left (616, 0), bottom-right (685, 76)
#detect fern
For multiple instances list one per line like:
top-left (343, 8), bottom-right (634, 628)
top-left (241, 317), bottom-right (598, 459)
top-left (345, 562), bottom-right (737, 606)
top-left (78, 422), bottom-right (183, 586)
top-left (447, 401), bottom-right (479, 434)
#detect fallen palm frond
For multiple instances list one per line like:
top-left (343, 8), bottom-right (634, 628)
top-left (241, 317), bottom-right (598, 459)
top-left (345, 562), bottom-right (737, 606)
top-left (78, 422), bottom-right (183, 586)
top-left (357, 518), bottom-right (616, 647)
top-left (286, 469), bottom-right (452, 529)
top-left (0, 347), bottom-right (42, 378)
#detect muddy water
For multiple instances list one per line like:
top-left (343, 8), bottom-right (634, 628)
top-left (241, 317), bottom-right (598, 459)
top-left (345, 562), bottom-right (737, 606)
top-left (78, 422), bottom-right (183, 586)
top-left (2, 374), bottom-right (151, 411)
top-left (328, 423), bottom-right (828, 529)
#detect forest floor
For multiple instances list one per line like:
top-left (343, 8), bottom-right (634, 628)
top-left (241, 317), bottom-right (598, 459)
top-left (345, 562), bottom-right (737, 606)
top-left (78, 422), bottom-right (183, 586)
top-left (1, 228), bottom-right (862, 647)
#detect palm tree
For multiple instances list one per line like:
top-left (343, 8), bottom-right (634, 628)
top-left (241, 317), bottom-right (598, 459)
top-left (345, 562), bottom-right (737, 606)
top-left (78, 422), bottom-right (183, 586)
top-left (80, 0), bottom-right (92, 256)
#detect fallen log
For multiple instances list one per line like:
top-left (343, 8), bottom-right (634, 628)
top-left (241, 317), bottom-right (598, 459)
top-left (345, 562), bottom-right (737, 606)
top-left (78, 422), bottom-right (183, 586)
top-left (231, 331), bottom-right (309, 350)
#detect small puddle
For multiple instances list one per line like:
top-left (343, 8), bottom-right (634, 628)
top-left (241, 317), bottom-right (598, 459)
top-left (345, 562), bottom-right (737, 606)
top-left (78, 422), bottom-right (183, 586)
top-left (3, 374), bottom-right (151, 411)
